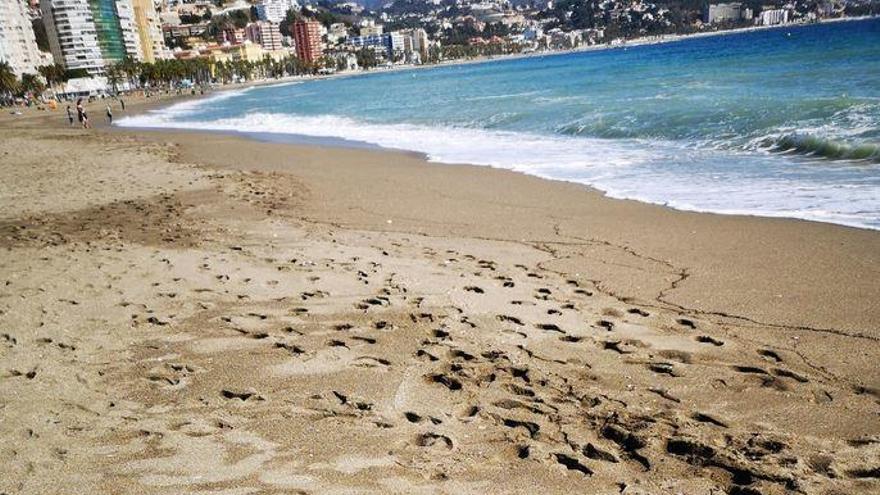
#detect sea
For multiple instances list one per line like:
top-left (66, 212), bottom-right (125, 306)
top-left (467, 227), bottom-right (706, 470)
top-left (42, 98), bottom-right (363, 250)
top-left (118, 18), bottom-right (880, 230)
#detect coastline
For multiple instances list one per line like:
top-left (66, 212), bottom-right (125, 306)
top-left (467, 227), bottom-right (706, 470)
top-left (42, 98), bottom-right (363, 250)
top-left (108, 15), bottom-right (879, 101)
top-left (314, 15), bottom-right (880, 81)
top-left (2, 89), bottom-right (879, 494)
top-left (110, 16), bottom-right (880, 234)
top-left (137, 124), bottom-right (880, 232)
top-left (104, 93), bottom-right (880, 335)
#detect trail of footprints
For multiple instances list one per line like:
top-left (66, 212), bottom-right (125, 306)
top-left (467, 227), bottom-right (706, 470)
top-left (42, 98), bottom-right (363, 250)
top-left (108, 233), bottom-right (880, 494)
top-left (1, 133), bottom-right (875, 493)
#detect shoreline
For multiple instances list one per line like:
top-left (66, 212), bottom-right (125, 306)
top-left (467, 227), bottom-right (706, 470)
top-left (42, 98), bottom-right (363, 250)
top-left (124, 121), bottom-right (880, 334)
top-left (118, 36), bottom-right (880, 235)
top-left (10, 93), bottom-right (879, 333)
top-left (2, 88), bottom-right (879, 494)
top-left (111, 17), bottom-right (880, 233)
top-left (138, 124), bottom-right (880, 233)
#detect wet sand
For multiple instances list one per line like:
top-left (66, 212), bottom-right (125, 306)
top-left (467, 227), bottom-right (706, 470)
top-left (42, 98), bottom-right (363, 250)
top-left (1, 98), bottom-right (878, 494)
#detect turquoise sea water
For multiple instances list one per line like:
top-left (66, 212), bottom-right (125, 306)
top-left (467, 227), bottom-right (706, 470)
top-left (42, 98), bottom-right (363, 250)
top-left (119, 18), bottom-right (880, 229)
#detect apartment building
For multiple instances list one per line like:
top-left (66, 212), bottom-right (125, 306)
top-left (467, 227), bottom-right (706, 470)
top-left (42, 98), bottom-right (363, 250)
top-left (0, 0), bottom-right (45, 75)
top-left (42, 0), bottom-right (143, 75)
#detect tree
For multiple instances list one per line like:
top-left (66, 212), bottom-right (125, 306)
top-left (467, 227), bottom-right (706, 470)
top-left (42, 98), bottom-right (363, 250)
top-left (117, 56), bottom-right (140, 89)
top-left (228, 10), bottom-right (250, 28)
top-left (19, 73), bottom-right (46, 96)
top-left (280, 8), bottom-right (300, 37)
top-left (106, 63), bottom-right (123, 93)
top-left (0, 62), bottom-right (18, 100)
top-left (38, 64), bottom-right (66, 87)
top-left (314, 10), bottom-right (341, 28)
top-left (355, 47), bottom-right (378, 70)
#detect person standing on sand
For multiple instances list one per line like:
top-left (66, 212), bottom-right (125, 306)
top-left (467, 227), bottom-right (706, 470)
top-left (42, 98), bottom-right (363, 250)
top-left (66, 105), bottom-right (73, 126)
top-left (106, 104), bottom-right (113, 124)
top-left (75, 98), bottom-right (84, 127)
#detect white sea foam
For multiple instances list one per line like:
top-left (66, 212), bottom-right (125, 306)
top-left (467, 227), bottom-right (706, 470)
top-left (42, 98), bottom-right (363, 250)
top-left (117, 110), bottom-right (880, 230)
top-left (124, 87), bottom-right (255, 124)
top-left (118, 112), bottom-right (656, 170)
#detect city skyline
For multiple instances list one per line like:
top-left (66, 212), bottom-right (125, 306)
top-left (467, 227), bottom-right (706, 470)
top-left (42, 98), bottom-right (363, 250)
top-left (0, 0), bottom-right (877, 88)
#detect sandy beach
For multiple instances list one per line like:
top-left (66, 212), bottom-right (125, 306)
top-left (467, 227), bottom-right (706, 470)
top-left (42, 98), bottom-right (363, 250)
top-left (1, 98), bottom-right (878, 494)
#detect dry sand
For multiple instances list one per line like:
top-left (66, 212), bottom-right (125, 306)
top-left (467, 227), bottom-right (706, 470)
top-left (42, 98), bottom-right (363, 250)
top-left (1, 98), bottom-right (878, 495)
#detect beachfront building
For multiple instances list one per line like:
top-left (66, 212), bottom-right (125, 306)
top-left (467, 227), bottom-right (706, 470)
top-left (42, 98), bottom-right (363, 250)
top-left (245, 21), bottom-right (284, 51)
top-left (349, 31), bottom-right (405, 61)
top-left (388, 31), bottom-right (404, 59)
top-left (255, 0), bottom-right (299, 24)
top-left (42, 0), bottom-right (144, 75)
top-left (401, 28), bottom-right (429, 63)
top-left (349, 33), bottom-right (390, 59)
top-left (103, 0), bottom-right (141, 61)
top-left (0, 0), bottom-right (45, 76)
top-left (703, 2), bottom-right (753, 23)
top-left (42, 0), bottom-right (103, 74)
top-left (292, 19), bottom-right (323, 64)
top-left (173, 41), bottom-right (288, 80)
top-left (131, 0), bottom-right (169, 63)
top-left (209, 43), bottom-right (267, 64)
top-left (757, 7), bottom-right (790, 25)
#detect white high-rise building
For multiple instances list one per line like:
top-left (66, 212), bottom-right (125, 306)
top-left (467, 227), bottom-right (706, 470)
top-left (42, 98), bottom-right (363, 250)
top-left (0, 0), bottom-right (45, 76)
top-left (410, 28), bottom-right (428, 61)
top-left (41, 0), bottom-right (143, 75)
top-left (255, 0), bottom-right (299, 24)
top-left (42, 0), bottom-right (104, 74)
top-left (115, 0), bottom-right (143, 60)
top-left (245, 21), bottom-right (284, 51)
top-left (758, 8), bottom-right (790, 25)
top-left (704, 3), bottom-right (743, 23)
top-left (131, 0), bottom-right (169, 62)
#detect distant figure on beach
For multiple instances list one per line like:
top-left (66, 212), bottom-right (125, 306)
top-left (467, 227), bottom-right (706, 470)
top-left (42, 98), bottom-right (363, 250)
top-left (66, 105), bottom-right (73, 126)
top-left (106, 104), bottom-right (113, 124)
top-left (75, 98), bottom-right (84, 127)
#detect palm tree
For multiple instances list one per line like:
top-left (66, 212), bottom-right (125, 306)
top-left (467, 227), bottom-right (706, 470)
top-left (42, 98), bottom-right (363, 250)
top-left (118, 56), bottom-right (140, 88)
top-left (106, 63), bottom-right (122, 93)
top-left (19, 73), bottom-right (46, 96)
top-left (37, 63), bottom-right (65, 88)
top-left (0, 62), bottom-right (18, 103)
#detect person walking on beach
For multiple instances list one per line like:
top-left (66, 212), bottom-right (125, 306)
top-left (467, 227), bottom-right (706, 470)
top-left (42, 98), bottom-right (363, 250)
top-left (66, 105), bottom-right (73, 126)
top-left (106, 104), bottom-right (113, 124)
top-left (75, 98), bottom-right (90, 129)
top-left (75, 98), bottom-right (85, 128)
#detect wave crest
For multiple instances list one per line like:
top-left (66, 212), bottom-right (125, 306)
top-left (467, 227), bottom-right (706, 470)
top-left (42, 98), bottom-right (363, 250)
top-left (762, 134), bottom-right (880, 162)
